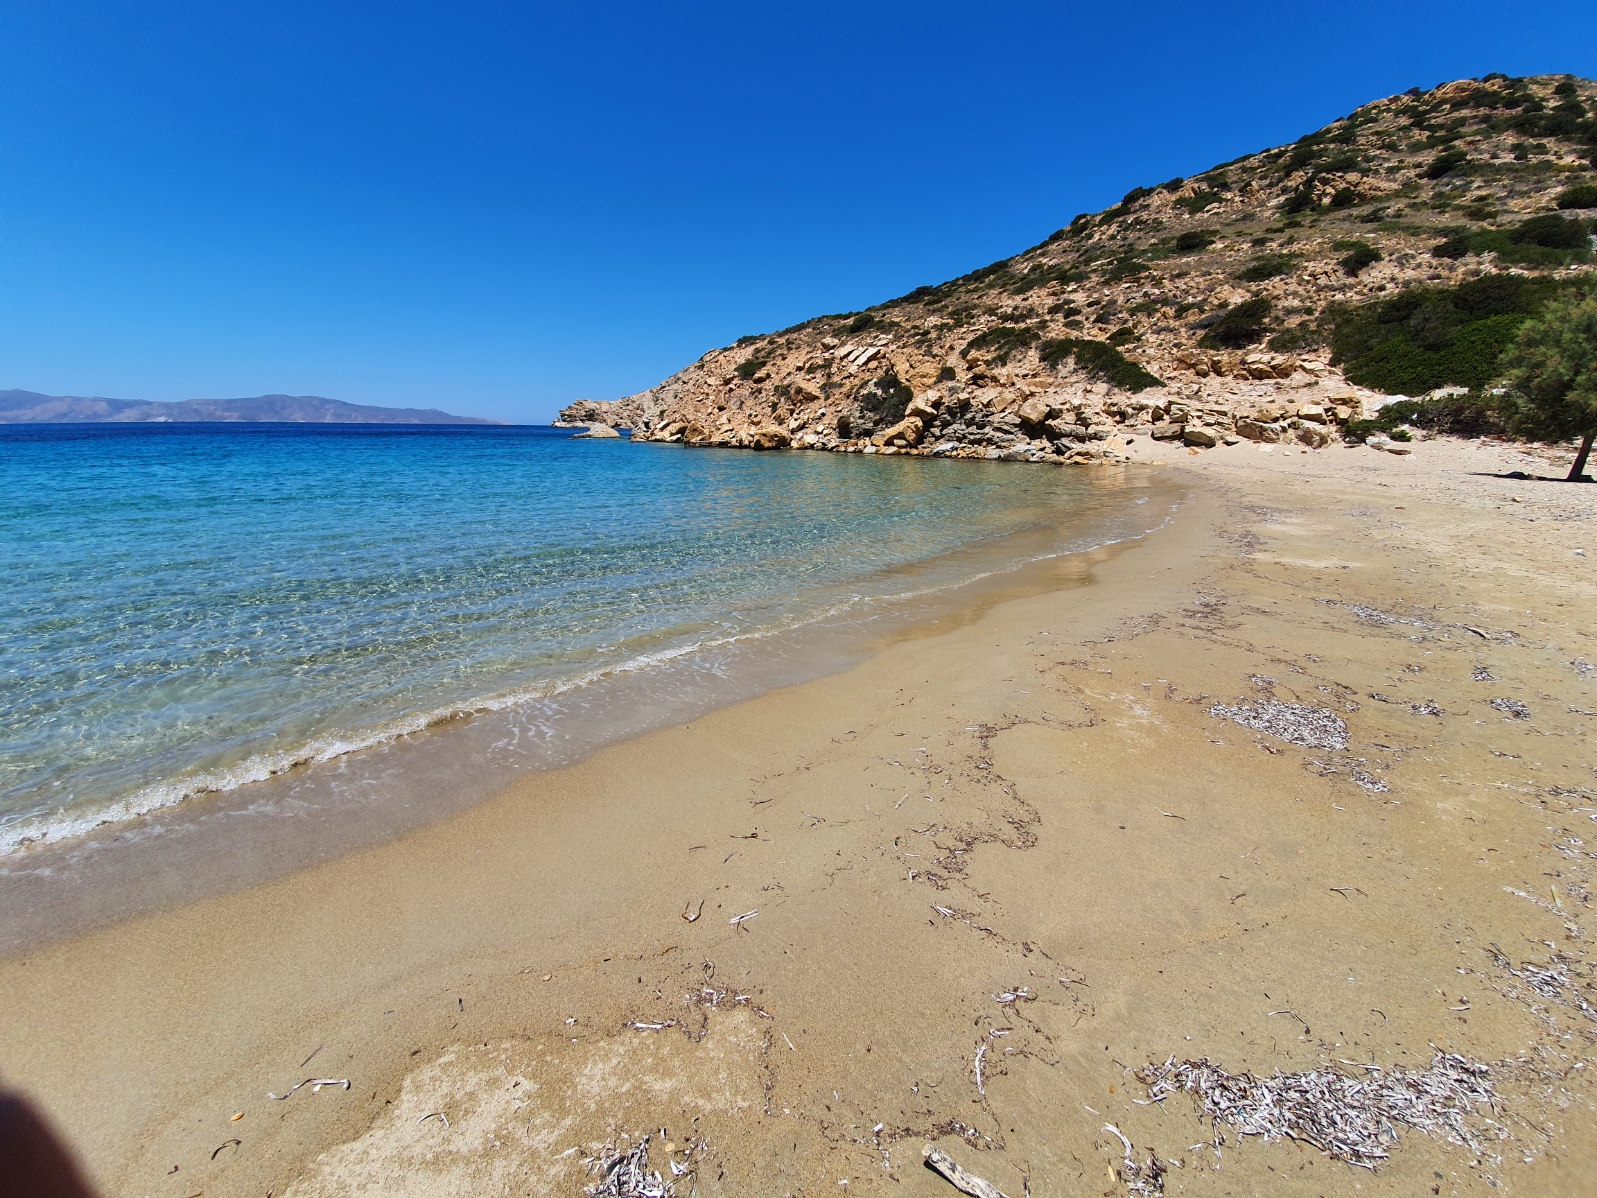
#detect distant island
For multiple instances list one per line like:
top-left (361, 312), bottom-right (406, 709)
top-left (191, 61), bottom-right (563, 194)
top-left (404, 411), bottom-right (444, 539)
top-left (0, 389), bottom-right (505, 425)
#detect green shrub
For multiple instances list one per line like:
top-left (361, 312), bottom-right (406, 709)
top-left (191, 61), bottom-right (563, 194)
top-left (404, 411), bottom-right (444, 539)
top-left (1175, 189), bottom-right (1222, 215)
top-left (1335, 240), bottom-right (1383, 275)
top-left (961, 324), bottom-right (1040, 365)
top-left (1107, 326), bottom-right (1140, 346)
top-left (1343, 394), bottom-right (1509, 441)
top-left (844, 313), bottom-right (876, 334)
top-left (1280, 183), bottom-right (1318, 215)
top-left (1102, 256), bottom-right (1149, 281)
top-left (935, 365), bottom-right (956, 383)
top-left (853, 369), bottom-right (913, 428)
top-left (1267, 324), bottom-right (1325, 352)
top-left (1037, 338), bottom-right (1162, 391)
top-left (734, 356), bottom-right (766, 379)
top-left (1425, 148), bottom-right (1469, 178)
top-left (1198, 297), bottom-right (1273, 349)
top-left (1328, 272), bottom-right (1580, 394)
top-left (1047, 301), bottom-right (1082, 318)
top-left (1511, 213), bottom-right (1589, 248)
top-left (1173, 229), bottom-right (1217, 253)
top-left (1329, 186), bottom-right (1359, 208)
top-left (1235, 253), bottom-right (1297, 282)
top-left (1558, 184), bottom-right (1597, 209)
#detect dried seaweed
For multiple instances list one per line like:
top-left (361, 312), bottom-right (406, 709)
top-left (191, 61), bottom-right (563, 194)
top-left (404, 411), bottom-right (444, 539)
top-left (1136, 1051), bottom-right (1498, 1169)
top-left (1209, 698), bottom-right (1349, 750)
top-left (1490, 697), bottom-right (1530, 720)
top-left (585, 1133), bottom-right (707, 1198)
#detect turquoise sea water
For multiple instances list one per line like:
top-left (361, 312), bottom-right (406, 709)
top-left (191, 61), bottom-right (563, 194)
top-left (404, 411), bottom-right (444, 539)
top-left (0, 423), bottom-right (1169, 853)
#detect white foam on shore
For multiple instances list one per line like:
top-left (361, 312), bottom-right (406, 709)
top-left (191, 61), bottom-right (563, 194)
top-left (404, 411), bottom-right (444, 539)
top-left (1, 504), bottom-right (1177, 857)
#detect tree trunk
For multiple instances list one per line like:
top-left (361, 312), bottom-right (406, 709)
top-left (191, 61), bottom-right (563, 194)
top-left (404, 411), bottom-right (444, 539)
top-left (1570, 430), bottom-right (1596, 482)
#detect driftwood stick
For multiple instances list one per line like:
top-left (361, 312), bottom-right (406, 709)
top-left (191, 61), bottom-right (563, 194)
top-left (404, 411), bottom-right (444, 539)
top-left (922, 1144), bottom-right (1010, 1198)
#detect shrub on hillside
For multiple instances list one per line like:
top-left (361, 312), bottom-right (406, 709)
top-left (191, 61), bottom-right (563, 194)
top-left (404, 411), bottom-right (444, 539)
top-left (1328, 272), bottom-right (1580, 395)
top-left (961, 324), bottom-right (1040, 365)
top-left (1558, 184), bottom-right (1597, 209)
top-left (1173, 229), bottom-right (1218, 253)
top-left (1335, 239), bottom-right (1383, 275)
top-left (852, 368), bottom-right (913, 430)
top-left (1235, 254), bottom-right (1297, 282)
top-left (1197, 297), bottom-right (1273, 349)
top-left (1511, 213), bottom-right (1589, 248)
top-left (1424, 148), bottom-right (1470, 179)
top-left (1037, 338), bottom-right (1162, 391)
top-left (1175, 189), bottom-right (1223, 215)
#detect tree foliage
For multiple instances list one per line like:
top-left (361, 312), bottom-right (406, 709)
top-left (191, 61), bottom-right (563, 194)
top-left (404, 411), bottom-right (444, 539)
top-left (1496, 283), bottom-right (1597, 479)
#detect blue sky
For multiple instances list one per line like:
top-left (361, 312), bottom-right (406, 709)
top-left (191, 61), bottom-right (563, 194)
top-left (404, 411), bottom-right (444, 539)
top-left (1, 2), bottom-right (1593, 423)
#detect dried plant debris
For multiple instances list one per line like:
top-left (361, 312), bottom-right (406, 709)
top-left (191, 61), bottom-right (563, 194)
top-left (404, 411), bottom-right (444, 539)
top-left (1490, 697), bottom-right (1531, 720)
top-left (1487, 944), bottom-right (1597, 1025)
top-left (1103, 1123), bottom-right (1167, 1196)
top-left (1209, 697), bottom-right (1349, 750)
top-left (1317, 599), bottom-right (1437, 631)
top-left (1472, 666), bottom-right (1498, 682)
top-left (585, 1133), bottom-right (706, 1198)
top-left (1572, 659), bottom-right (1597, 681)
top-left (1136, 1052), bottom-right (1499, 1170)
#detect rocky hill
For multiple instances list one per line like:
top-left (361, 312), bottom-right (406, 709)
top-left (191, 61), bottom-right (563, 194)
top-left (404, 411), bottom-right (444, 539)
top-left (0, 390), bottom-right (502, 425)
top-left (563, 73), bottom-right (1596, 462)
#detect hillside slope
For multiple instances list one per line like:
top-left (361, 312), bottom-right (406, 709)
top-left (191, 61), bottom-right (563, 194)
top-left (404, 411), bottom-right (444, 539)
top-left (564, 73), bottom-right (1596, 461)
top-left (0, 390), bottom-right (503, 425)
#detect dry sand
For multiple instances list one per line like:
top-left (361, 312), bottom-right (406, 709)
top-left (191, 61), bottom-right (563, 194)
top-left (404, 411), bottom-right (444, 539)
top-left (2, 436), bottom-right (1595, 1198)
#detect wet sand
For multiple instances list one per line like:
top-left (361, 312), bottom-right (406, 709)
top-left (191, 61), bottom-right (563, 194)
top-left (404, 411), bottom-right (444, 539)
top-left (2, 438), bottom-right (1595, 1198)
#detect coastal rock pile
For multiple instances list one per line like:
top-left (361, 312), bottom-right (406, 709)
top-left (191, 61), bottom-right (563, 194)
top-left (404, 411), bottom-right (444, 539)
top-left (563, 74), bottom-right (1597, 463)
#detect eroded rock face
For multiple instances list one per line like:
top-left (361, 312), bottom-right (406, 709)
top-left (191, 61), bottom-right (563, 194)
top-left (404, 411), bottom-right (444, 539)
top-left (556, 74), bottom-right (1595, 463)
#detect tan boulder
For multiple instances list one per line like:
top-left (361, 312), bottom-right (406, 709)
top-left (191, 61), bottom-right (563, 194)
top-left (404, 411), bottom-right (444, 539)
top-left (749, 426), bottom-right (792, 450)
top-left (870, 416), bottom-right (925, 447)
top-left (1183, 425), bottom-right (1220, 448)
top-left (1016, 396), bottom-right (1057, 427)
top-left (905, 395), bottom-right (940, 423)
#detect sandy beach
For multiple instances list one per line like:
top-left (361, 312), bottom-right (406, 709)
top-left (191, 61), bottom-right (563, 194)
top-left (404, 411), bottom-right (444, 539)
top-left (3, 437), bottom-right (1595, 1198)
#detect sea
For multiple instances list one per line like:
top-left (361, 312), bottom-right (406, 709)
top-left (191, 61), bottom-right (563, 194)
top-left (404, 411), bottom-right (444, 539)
top-left (0, 422), bottom-right (1181, 945)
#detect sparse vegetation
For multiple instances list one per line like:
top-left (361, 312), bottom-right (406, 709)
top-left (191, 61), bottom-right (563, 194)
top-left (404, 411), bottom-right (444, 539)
top-left (960, 324), bottom-right (1040, 365)
top-left (1334, 239), bottom-right (1383, 275)
top-left (1424, 148), bottom-right (1470, 178)
top-left (1174, 189), bottom-right (1223, 215)
top-left (1037, 338), bottom-right (1162, 391)
top-left (1173, 229), bottom-right (1218, 254)
top-left (1198, 297), bottom-right (1274, 349)
top-left (1558, 184), bottom-right (1597, 209)
top-left (1235, 254), bottom-right (1297, 282)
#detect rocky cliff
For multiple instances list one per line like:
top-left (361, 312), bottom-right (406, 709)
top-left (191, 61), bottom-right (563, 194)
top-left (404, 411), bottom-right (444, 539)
top-left (563, 73), bottom-right (1596, 462)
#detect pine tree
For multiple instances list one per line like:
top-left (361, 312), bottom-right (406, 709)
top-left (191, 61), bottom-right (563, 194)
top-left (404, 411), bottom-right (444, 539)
top-left (1497, 284), bottom-right (1597, 481)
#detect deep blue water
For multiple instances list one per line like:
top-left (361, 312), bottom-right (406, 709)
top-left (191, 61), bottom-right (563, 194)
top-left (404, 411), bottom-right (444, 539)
top-left (0, 422), bottom-right (1162, 849)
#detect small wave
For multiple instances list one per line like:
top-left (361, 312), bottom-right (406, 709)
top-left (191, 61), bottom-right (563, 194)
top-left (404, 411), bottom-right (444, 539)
top-left (0, 500), bottom-right (1178, 856)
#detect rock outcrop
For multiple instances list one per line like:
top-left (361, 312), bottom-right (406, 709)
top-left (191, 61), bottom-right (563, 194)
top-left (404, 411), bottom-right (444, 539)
top-left (561, 74), bottom-right (1597, 463)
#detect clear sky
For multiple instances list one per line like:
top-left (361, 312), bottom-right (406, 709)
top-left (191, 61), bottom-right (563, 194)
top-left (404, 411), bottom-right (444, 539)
top-left (1, 2), bottom-right (1593, 423)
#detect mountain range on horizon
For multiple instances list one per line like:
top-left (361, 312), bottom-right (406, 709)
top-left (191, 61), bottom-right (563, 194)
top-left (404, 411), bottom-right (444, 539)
top-left (0, 389), bottom-right (505, 425)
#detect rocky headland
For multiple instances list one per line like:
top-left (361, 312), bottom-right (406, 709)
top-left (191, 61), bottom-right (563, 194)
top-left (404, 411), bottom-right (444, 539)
top-left (562, 73), bottom-right (1597, 463)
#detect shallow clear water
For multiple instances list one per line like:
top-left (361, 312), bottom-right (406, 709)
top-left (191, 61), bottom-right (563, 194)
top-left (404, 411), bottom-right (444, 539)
top-left (0, 423), bottom-right (1168, 852)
